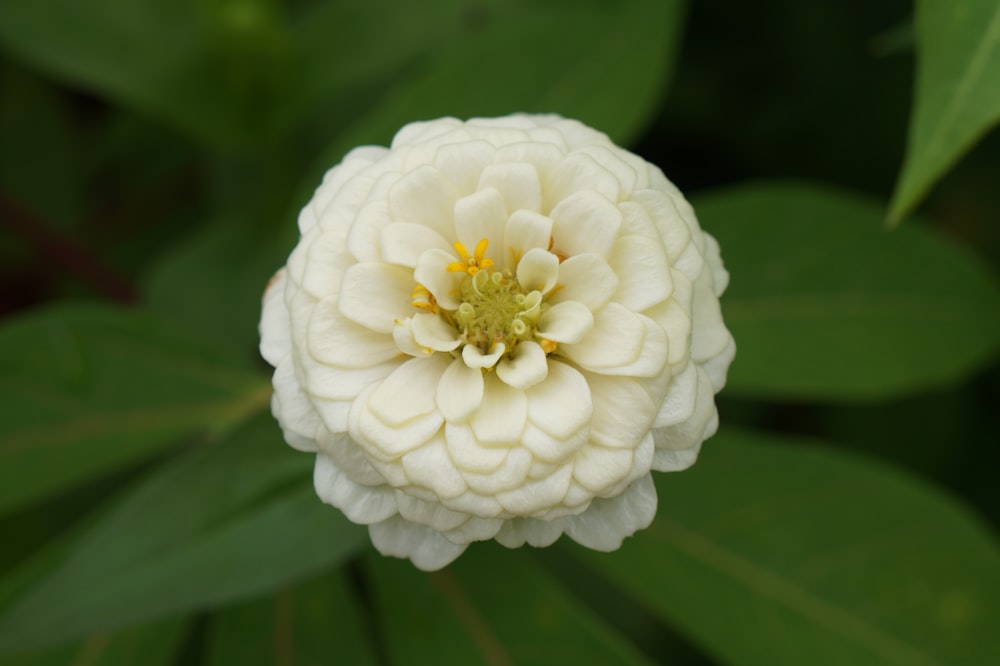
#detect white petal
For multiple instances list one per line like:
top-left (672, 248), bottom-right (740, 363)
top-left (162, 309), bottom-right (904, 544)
top-left (392, 318), bottom-right (434, 358)
top-left (313, 454), bottom-right (397, 524)
top-left (560, 302), bottom-right (655, 374)
top-left (454, 189), bottom-right (507, 263)
top-left (652, 366), bottom-right (717, 453)
top-left (632, 189), bottom-right (692, 262)
top-left (545, 152), bottom-right (620, 211)
top-left (651, 441), bottom-right (702, 472)
top-left (445, 424), bottom-right (508, 473)
top-left (521, 424), bottom-right (588, 464)
top-left (525, 360), bottom-right (592, 439)
top-left (585, 373), bottom-right (657, 449)
top-left (369, 516), bottom-right (467, 571)
top-left (575, 145), bottom-right (638, 198)
top-left (413, 248), bottom-right (463, 310)
top-left (495, 517), bottom-right (566, 548)
top-left (437, 358), bottom-right (485, 423)
top-left (354, 398), bottom-right (443, 461)
top-left (380, 222), bottom-right (452, 268)
top-left (703, 231), bottom-right (730, 296)
top-left (536, 301), bottom-right (593, 344)
top-left (395, 491), bottom-right (468, 531)
top-left (310, 397), bottom-right (352, 435)
top-left (515, 247), bottom-right (559, 294)
top-left (572, 445), bottom-right (633, 492)
top-left (338, 263), bottom-right (414, 333)
top-left (271, 356), bottom-right (321, 444)
top-left (478, 162), bottom-right (543, 213)
top-left (494, 141), bottom-right (565, 179)
top-left (388, 165), bottom-right (459, 240)
top-left (259, 270), bottom-right (291, 366)
top-left (346, 200), bottom-right (393, 263)
top-left (470, 373), bottom-right (527, 447)
top-left (504, 210), bottom-right (553, 271)
top-left (550, 190), bottom-right (623, 258)
top-left (462, 342), bottom-right (506, 369)
top-left (547, 253), bottom-right (618, 311)
top-left (401, 438), bottom-right (468, 499)
top-left (308, 295), bottom-right (400, 368)
top-left (445, 517), bottom-right (504, 543)
top-left (316, 430), bottom-right (385, 486)
top-left (434, 140), bottom-right (495, 192)
top-left (462, 446), bottom-right (532, 494)
top-left (441, 489), bottom-right (504, 517)
top-left (608, 234), bottom-right (673, 312)
top-left (411, 313), bottom-right (460, 352)
top-left (367, 355), bottom-right (450, 427)
top-left (653, 362), bottom-right (698, 428)
top-left (691, 274), bottom-right (732, 363)
top-left (496, 462), bottom-right (573, 514)
top-left (299, 346), bottom-right (397, 401)
top-left (564, 474), bottom-right (657, 551)
top-left (702, 336), bottom-right (736, 393)
top-left (301, 228), bottom-right (354, 299)
top-left (496, 340), bottom-right (548, 389)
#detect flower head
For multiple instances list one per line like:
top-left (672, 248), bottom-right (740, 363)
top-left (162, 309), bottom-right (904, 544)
top-left (260, 114), bottom-right (735, 570)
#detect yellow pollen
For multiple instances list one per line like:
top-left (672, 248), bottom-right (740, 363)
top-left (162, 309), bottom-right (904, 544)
top-left (447, 239), bottom-right (495, 275)
top-left (411, 284), bottom-right (438, 313)
top-left (540, 338), bottom-right (558, 354)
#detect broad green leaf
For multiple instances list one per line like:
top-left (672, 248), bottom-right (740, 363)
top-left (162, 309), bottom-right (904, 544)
top-left (367, 546), bottom-right (653, 665)
top-left (0, 617), bottom-right (188, 666)
top-left (578, 428), bottom-right (1000, 666)
top-left (695, 182), bottom-right (1000, 400)
top-left (0, 414), bottom-right (366, 653)
top-left (889, 0), bottom-right (1000, 224)
top-left (318, 0), bottom-right (686, 166)
top-left (0, 303), bottom-right (270, 518)
top-left (205, 571), bottom-right (377, 666)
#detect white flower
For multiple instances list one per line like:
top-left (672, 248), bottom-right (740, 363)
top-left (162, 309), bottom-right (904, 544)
top-left (260, 114), bottom-right (735, 570)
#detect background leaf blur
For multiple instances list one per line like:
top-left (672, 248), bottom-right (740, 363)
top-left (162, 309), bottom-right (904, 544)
top-left (1, 1), bottom-right (998, 665)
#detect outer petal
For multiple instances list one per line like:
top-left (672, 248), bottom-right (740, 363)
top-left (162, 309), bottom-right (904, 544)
top-left (369, 516), bottom-right (468, 571)
top-left (564, 474), bottom-right (657, 551)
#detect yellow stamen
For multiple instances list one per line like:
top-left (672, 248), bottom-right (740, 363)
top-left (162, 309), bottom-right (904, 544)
top-left (411, 284), bottom-right (438, 313)
top-left (448, 238), bottom-right (494, 275)
top-left (539, 338), bottom-right (558, 354)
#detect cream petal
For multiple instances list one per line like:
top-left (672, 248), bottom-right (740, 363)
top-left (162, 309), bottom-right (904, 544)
top-left (411, 313), bottom-right (460, 352)
top-left (259, 270), bottom-right (291, 367)
top-left (550, 190), bottom-right (622, 258)
top-left (525, 360), bottom-right (592, 439)
top-left (367, 355), bottom-right (450, 427)
top-left (444, 424), bottom-right (508, 473)
top-left (302, 228), bottom-right (354, 299)
top-left (496, 340), bottom-right (548, 389)
top-left (308, 295), bottom-right (400, 368)
top-left (495, 517), bottom-right (566, 548)
top-left (572, 444), bottom-right (634, 492)
top-left (608, 234), bottom-right (673, 312)
top-left (575, 145), bottom-right (638, 198)
top-left (585, 373), bottom-right (657, 449)
top-left (702, 336), bottom-right (736, 393)
top-left (445, 517), bottom-right (504, 543)
top-left (478, 162), bottom-right (543, 213)
top-left (545, 153), bottom-right (620, 210)
top-left (652, 366), bottom-right (718, 453)
top-left (651, 441), bottom-right (702, 472)
top-left (646, 279), bottom-right (692, 367)
top-left (453, 189), bottom-right (507, 264)
top-left (401, 438), bottom-right (468, 499)
top-left (631, 189), bottom-right (692, 262)
top-left (437, 358), bottom-right (485, 423)
top-left (346, 201), bottom-right (393, 263)
top-left (462, 446), bottom-right (532, 495)
top-left (434, 140), bottom-right (495, 192)
top-left (521, 423), bottom-right (589, 464)
top-left (316, 430), bottom-right (385, 486)
top-left (564, 474), bottom-right (657, 551)
top-left (547, 253), bottom-right (618, 310)
top-left (536, 301), bottom-right (593, 344)
top-left (271, 356), bottom-right (321, 445)
top-left (515, 247), bottom-right (559, 294)
top-left (559, 302), bottom-right (645, 372)
top-left (494, 141), bottom-right (565, 175)
top-left (354, 401), bottom-right (443, 461)
top-left (392, 318), bottom-right (433, 358)
top-left (380, 222), bottom-right (452, 268)
top-left (300, 349), bottom-right (397, 401)
top-left (441, 489), bottom-right (504, 518)
top-left (313, 454), bottom-right (397, 524)
top-left (369, 516), bottom-right (467, 572)
top-left (496, 463), bottom-right (573, 515)
top-left (392, 117), bottom-right (463, 148)
top-left (691, 275), bottom-right (733, 364)
top-left (470, 374), bottom-right (527, 447)
top-left (395, 491), bottom-right (468, 531)
top-left (462, 342), bottom-right (506, 369)
top-left (338, 262), bottom-right (414, 333)
top-left (504, 210), bottom-right (553, 270)
top-left (388, 165), bottom-right (459, 239)
top-left (703, 232), bottom-right (730, 296)
top-left (310, 397), bottom-right (352, 435)
top-left (653, 362), bottom-right (697, 428)
top-left (413, 248), bottom-right (463, 310)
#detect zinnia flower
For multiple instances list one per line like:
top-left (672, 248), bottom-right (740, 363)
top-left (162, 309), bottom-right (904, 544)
top-left (260, 114), bottom-right (734, 570)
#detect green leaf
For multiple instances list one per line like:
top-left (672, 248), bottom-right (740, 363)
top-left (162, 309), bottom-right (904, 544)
top-left (578, 428), bottom-right (1000, 666)
top-left (888, 0), bottom-right (1000, 224)
top-left (695, 182), bottom-right (1000, 401)
top-left (0, 618), bottom-right (188, 666)
top-left (205, 570), bottom-right (377, 666)
top-left (0, 303), bottom-right (271, 518)
top-left (318, 0), bottom-right (686, 166)
top-left (367, 545), bottom-right (652, 665)
top-left (0, 413), bottom-right (366, 653)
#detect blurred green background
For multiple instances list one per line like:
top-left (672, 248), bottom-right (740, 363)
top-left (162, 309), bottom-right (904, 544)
top-left (1, 0), bottom-right (999, 664)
